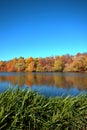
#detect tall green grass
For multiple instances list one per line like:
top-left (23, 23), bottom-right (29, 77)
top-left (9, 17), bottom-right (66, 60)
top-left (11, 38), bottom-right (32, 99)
top-left (0, 89), bottom-right (87, 130)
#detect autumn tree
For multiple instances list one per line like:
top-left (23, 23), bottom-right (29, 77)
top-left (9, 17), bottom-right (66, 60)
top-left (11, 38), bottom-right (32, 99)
top-left (0, 53), bottom-right (87, 72)
top-left (6, 58), bottom-right (17, 72)
top-left (15, 57), bottom-right (25, 72)
top-left (26, 61), bottom-right (36, 72)
top-left (36, 58), bottom-right (47, 72)
top-left (53, 57), bottom-right (64, 72)
top-left (0, 61), bottom-right (6, 72)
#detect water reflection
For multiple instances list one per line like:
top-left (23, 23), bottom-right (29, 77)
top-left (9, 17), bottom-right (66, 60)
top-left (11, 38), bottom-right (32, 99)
top-left (0, 72), bottom-right (87, 97)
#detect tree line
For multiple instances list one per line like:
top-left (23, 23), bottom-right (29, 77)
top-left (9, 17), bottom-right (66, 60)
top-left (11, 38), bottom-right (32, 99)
top-left (0, 53), bottom-right (87, 72)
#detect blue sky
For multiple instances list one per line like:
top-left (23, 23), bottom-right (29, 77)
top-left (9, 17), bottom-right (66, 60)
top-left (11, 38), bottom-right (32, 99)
top-left (0, 0), bottom-right (87, 60)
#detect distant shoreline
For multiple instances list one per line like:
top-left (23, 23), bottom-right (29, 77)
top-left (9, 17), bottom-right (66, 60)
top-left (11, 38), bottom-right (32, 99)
top-left (0, 53), bottom-right (87, 72)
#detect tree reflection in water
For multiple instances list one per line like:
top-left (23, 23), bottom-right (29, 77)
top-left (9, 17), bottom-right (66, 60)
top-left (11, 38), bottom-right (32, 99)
top-left (0, 72), bottom-right (87, 90)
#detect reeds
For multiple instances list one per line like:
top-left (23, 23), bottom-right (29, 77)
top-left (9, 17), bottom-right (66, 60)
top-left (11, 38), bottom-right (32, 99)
top-left (0, 89), bottom-right (87, 130)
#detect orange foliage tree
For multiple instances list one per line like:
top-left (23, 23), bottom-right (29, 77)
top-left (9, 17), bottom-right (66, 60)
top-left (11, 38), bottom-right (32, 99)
top-left (0, 53), bottom-right (87, 72)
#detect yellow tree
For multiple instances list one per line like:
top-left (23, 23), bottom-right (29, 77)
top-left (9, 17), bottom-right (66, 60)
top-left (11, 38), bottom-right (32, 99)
top-left (53, 58), bottom-right (64, 72)
top-left (26, 61), bottom-right (36, 72)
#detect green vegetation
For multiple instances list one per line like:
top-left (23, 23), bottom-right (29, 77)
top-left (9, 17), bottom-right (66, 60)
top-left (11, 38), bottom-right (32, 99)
top-left (0, 89), bottom-right (87, 130)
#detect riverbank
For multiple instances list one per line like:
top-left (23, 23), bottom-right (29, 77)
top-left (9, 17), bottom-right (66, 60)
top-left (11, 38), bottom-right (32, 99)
top-left (0, 89), bottom-right (87, 130)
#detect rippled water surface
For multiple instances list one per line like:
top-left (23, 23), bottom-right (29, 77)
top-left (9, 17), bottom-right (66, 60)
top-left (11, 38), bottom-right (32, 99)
top-left (0, 72), bottom-right (87, 97)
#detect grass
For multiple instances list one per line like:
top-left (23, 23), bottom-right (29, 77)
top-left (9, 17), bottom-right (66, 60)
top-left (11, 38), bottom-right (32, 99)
top-left (0, 89), bottom-right (87, 130)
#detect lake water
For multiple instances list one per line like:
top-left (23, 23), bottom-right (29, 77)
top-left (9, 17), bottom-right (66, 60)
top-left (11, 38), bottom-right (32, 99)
top-left (0, 72), bottom-right (87, 97)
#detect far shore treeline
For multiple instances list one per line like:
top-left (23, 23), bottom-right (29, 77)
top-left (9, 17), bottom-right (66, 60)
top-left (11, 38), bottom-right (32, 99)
top-left (0, 53), bottom-right (87, 72)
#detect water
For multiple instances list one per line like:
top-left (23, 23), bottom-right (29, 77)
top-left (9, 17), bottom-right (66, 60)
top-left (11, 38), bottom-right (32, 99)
top-left (0, 72), bottom-right (87, 97)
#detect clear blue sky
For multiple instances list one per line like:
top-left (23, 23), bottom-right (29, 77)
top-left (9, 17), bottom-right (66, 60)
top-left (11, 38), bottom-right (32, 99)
top-left (0, 0), bottom-right (87, 60)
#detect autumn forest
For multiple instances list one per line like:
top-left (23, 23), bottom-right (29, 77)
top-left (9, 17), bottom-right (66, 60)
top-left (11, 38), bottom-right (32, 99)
top-left (0, 53), bottom-right (87, 72)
